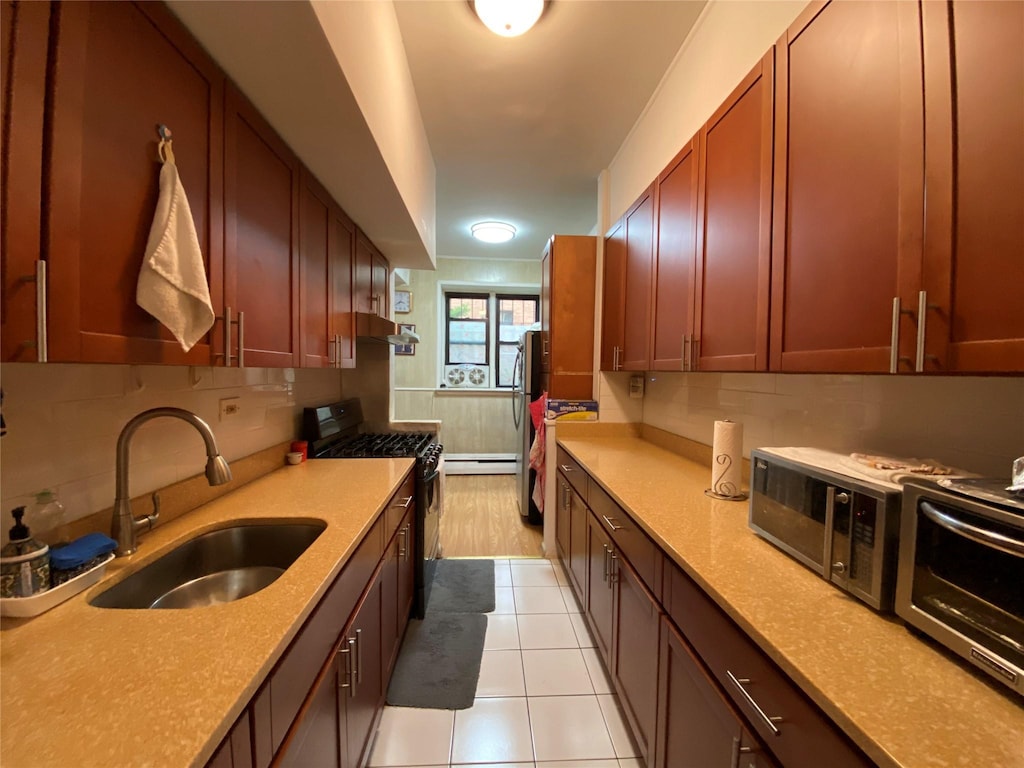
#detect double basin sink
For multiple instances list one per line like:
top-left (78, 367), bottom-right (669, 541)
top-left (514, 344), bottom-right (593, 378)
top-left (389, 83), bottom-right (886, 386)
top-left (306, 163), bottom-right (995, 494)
top-left (90, 521), bottom-right (326, 610)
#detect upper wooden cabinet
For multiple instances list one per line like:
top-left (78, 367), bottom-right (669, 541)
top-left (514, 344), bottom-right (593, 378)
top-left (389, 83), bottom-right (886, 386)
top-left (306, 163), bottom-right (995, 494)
top-left (354, 231), bottom-right (389, 319)
top-left (920, 0), bottom-right (1024, 372)
top-left (651, 136), bottom-right (700, 371)
top-left (540, 235), bottom-right (597, 398)
top-left (299, 170), bottom-right (333, 369)
top-left (1, 0), bottom-right (49, 362)
top-left (43, 1), bottom-right (225, 364)
top-left (601, 220), bottom-right (627, 371)
top-left (621, 186), bottom-right (655, 371)
top-left (770, 1), bottom-right (924, 373)
top-left (330, 207), bottom-right (357, 369)
top-left (224, 83), bottom-right (300, 368)
top-left (695, 51), bottom-right (773, 372)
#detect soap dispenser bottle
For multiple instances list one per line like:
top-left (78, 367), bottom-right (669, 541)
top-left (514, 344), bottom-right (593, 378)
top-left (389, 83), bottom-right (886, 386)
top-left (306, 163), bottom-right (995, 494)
top-left (1, 507), bottom-right (51, 598)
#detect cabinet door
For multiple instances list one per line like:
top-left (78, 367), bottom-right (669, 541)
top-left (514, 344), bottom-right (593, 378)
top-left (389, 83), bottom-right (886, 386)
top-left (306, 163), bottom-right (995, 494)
top-left (381, 532), bottom-right (400, 685)
top-left (622, 188), bottom-right (655, 371)
top-left (353, 232), bottom-right (374, 315)
top-left (612, 554), bottom-right (660, 764)
top-left (277, 658), bottom-right (342, 768)
top-left (206, 711), bottom-right (254, 768)
top-left (224, 83), bottom-right (300, 367)
top-left (586, 513), bottom-right (615, 664)
top-left (299, 170), bottom-right (332, 368)
top-left (343, 566), bottom-right (384, 768)
top-left (694, 51), bottom-right (773, 372)
top-left (45, 1), bottom-right (224, 364)
top-left (397, 514), bottom-right (415, 642)
top-left (540, 242), bottom-right (552, 373)
top-left (330, 206), bottom-right (356, 368)
top-left (601, 220), bottom-right (626, 371)
top-left (651, 136), bottom-right (700, 371)
top-left (556, 474), bottom-right (571, 564)
top-left (371, 250), bottom-right (390, 318)
top-left (770, 2), bottom-right (924, 372)
top-left (1, 0), bottom-right (49, 362)
top-left (568, 487), bottom-right (588, 607)
top-left (548, 235), bottom-right (597, 398)
top-left (921, 0), bottom-right (1024, 372)
top-left (656, 617), bottom-right (773, 768)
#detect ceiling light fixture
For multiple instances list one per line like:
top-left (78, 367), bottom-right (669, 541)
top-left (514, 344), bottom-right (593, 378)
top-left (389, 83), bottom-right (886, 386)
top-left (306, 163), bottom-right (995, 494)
top-left (471, 221), bottom-right (517, 243)
top-left (473, 0), bottom-right (544, 38)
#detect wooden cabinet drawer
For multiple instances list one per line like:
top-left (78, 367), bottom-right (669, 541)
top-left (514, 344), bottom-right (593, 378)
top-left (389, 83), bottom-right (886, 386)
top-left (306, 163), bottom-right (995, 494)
top-left (266, 517), bottom-right (383, 759)
top-left (589, 482), bottom-right (662, 597)
top-left (384, 471), bottom-right (415, 542)
top-left (555, 446), bottom-right (588, 502)
top-left (665, 563), bottom-right (870, 768)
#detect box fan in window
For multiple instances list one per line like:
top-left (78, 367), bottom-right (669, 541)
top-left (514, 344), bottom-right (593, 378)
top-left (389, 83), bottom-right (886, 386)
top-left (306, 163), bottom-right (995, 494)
top-left (444, 364), bottom-right (489, 388)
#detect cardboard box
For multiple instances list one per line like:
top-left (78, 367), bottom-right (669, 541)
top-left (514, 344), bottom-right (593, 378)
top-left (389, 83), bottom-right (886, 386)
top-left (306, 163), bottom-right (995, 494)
top-left (546, 399), bottom-right (599, 421)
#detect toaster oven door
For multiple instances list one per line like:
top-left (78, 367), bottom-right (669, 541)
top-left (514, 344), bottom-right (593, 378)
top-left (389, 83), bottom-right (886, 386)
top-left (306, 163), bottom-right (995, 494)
top-left (897, 486), bottom-right (1024, 693)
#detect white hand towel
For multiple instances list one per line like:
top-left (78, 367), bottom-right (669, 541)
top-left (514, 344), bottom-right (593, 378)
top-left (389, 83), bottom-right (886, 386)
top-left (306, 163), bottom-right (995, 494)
top-left (136, 158), bottom-right (214, 351)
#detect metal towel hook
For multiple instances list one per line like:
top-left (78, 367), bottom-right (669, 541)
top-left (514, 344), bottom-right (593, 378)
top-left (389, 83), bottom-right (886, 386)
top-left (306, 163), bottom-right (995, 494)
top-left (156, 123), bottom-right (175, 163)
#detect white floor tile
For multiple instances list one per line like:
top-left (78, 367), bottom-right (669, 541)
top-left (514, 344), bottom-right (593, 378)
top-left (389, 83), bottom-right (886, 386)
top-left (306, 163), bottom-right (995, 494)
top-left (451, 697), bottom-right (534, 764)
top-left (492, 586), bottom-right (517, 614)
top-left (551, 561), bottom-right (570, 586)
top-left (495, 560), bottom-right (513, 587)
top-left (528, 695), bottom-right (617, 762)
top-left (522, 649), bottom-right (595, 696)
top-left (513, 586), bottom-right (568, 614)
top-left (516, 614), bottom-right (580, 650)
top-left (510, 557), bottom-right (554, 566)
top-left (537, 761), bottom-right (619, 768)
top-left (581, 647), bottom-right (614, 694)
top-left (484, 614), bottom-right (521, 650)
top-left (477, 650), bottom-right (527, 697)
top-left (559, 585), bottom-right (582, 613)
top-left (598, 694), bottom-right (641, 758)
top-left (492, 559), bottom-right (511, 568)
top-left (618, 758), bottom-right (646, 768)
top-left (368, 706), bottom-right (454, 767)
top-left (569, 612), bottom-right (596, 648)
top-left (452, 764), bottom-right (533, 768)
top-left (511, 562), bottom-right (559, 587)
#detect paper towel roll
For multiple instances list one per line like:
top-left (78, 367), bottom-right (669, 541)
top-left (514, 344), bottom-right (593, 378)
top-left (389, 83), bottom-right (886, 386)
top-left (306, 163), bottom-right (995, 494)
top-left (710, 420), bottom-right (743, 497)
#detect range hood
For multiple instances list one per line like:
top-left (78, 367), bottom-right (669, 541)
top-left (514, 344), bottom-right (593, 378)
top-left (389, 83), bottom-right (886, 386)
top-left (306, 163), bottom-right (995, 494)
top-left (355, 313), bottom-right (420, 345)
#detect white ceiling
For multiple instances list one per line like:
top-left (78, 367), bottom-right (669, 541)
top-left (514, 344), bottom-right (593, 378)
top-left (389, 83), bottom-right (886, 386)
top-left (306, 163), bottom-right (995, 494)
top-left (395, 0), bottom-right (707, 260)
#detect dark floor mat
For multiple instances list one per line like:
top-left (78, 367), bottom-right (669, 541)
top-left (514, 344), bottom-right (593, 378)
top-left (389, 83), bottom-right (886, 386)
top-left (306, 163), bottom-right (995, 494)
top-left (426, 558), bottom-right (495, 613)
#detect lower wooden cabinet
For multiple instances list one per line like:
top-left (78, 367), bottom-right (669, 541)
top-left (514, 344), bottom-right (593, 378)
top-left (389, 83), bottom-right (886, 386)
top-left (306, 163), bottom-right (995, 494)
top-left (207, 472), bottom-right (415, 768)
top-left (656, 617), bottom-right (775, 768)
top-left (586, 513), bottom-right (615, 665)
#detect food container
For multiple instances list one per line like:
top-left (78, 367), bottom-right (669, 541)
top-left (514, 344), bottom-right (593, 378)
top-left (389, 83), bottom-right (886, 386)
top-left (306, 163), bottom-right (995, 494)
top-left (286, 451), bottom-right (303, 465)
top-left (1, 507), bottom-right (50, 599)
top-left (290, 441), bottom-right (308, 461)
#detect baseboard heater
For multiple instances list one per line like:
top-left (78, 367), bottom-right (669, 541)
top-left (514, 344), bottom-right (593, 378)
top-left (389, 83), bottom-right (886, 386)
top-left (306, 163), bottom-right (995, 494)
top-left (443, 453), bottom-right (517, 475)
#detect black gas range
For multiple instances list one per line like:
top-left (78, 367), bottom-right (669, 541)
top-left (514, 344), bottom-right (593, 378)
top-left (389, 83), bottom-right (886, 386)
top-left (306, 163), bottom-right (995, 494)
top-left (302, 399), bottom-right (442, 618)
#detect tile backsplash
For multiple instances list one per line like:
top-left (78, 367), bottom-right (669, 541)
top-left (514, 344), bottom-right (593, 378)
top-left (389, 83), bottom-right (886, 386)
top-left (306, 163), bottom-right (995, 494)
top-left (614, 372), bottom-right (1022, 477)
top-left (0, 363), bottom-right (344, 530)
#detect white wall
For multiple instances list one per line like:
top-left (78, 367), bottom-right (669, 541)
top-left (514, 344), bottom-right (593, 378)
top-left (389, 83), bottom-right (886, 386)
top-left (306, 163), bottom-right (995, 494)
top-left (0, 364), bottom-right (343, 531)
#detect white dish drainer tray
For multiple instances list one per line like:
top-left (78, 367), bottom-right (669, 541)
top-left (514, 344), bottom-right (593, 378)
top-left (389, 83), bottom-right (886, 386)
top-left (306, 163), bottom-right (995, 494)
top-left (1, 552), bottom-right (115, 618)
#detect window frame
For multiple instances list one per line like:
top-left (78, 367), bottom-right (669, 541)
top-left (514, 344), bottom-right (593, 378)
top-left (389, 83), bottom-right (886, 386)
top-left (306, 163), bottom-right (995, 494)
top-left (495, 293), bottom-right (540, 389)
top-left (444, 291), bottom-right (491, 366)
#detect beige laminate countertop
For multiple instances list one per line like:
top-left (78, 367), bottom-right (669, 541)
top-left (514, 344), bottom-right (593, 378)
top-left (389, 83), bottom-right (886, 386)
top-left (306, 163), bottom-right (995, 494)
top-left (557, 434), bottom-right (1023, 768)
top-left (1, 458), bottom-right (414, 768)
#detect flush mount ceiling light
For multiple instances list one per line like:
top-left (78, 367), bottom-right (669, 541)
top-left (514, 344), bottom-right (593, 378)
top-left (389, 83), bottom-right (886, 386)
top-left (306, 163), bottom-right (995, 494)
top-left (473, 0), bottom-right (545, 38)
top-left (471, 221), bottom-right (517, 243)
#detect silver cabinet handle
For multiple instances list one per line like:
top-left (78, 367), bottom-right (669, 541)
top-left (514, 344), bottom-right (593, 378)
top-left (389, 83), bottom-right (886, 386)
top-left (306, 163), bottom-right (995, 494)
top-left (354, 628), bottom-right (362, 687)
top-left (35, 261), bottom-right (48, 362)
top-left (920, 500), bottom-right (1024, 557)
top-left (602, 515), bottom-right (623, 532)
top-left (347, 636), bottom-right (358, 697)
top-left (559, 464), bottom-right (574, 473)
top-left (224, 306), bottom-right (233, 366)
top-left (221, 307), bottom-right (244, 367)
top-left (731, 737), bottom-right (754, 768)
top-left (237, 310), bottom-right (245, 367)
top-left (727, 671), bottom-right (782, 735)
top-left (609, 551), bottom-right (618, 585)
top-left (562, 482), bottom-right (571, 510)
top-left (682, 334), bottom-right (691, 371)
top-left (397, 526), bottom-right (407, 559)
top-left (889, 297), bottom-right (900, 373)
top-left (602, 544), bottom-right (610, 582)
top-left (394, 495), bottom-right (414, 510)
top-left (328, 332), bottom-right (337, 365)
top-left (338, 640), bottom-right (353, 690)
top-left (914, 290), bottom-right (940, 372)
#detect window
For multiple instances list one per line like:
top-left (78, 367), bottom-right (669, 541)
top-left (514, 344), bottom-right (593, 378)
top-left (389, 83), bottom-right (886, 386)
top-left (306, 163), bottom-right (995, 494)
top-left (443, 291), bottom-right (538, 388)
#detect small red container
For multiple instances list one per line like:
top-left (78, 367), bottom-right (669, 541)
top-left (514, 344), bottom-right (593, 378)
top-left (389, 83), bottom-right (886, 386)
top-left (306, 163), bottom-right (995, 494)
top-left (290, 440), bottom-right (308, 462)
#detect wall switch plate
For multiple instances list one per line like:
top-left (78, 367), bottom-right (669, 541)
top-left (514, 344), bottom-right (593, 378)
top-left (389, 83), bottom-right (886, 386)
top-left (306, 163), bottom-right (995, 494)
top-left (629, 375), bottom-right (645, 399)
top-left (219, 397), bottom-right (240, 420)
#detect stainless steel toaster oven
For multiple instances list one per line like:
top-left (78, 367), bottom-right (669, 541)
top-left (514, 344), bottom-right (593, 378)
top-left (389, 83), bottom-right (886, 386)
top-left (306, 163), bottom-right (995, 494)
top-left (749, 449), bottom-right (903, 611)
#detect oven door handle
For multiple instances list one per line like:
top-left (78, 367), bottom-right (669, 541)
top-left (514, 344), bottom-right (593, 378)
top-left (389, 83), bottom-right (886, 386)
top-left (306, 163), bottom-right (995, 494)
top-left (920, 501), bottom-right (1024, 558)
top-left (422, 468), bottom-right (441, 485)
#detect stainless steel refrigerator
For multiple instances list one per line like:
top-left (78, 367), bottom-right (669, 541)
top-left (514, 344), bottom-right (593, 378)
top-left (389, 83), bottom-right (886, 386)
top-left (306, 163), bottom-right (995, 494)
top-left (512, 330), bottom-right (544, 524)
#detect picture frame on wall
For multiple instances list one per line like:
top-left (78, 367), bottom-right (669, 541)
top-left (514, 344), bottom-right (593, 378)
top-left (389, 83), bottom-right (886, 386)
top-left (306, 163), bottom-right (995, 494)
top-left (395, 290), bottom-right (413, 313)
top-left (396, 324), bottom-right (416, 356)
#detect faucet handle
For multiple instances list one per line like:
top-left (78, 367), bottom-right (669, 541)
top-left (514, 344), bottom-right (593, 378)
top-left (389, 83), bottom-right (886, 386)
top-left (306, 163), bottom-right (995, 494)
top-left (142, 492), bottom-right (161, 532)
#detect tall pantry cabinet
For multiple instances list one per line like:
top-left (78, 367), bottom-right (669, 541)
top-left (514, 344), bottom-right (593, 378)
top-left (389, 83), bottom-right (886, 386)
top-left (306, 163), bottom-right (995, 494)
top-left (540, 235), bottom-right (597, 398)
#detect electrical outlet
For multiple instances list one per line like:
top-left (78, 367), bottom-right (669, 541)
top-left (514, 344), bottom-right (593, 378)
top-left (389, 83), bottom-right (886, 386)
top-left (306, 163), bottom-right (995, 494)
top-left (219, 397), bottom-right (241, 420)
top-left (629, 375), bottom-right (645, 399)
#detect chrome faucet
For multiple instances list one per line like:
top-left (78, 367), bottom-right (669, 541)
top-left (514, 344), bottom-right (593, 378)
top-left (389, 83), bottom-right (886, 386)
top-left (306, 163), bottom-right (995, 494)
top-left (112, 407), bottom-right (232, 556)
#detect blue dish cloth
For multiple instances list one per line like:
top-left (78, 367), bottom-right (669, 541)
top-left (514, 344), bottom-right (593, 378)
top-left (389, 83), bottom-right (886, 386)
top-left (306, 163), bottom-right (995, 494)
top-left (50, 533), bottom-right (117, 570)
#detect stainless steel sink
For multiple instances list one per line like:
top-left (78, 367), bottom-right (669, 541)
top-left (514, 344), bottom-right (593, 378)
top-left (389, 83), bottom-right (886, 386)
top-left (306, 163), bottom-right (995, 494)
top-left (89, 521), bottom-right (326, 609)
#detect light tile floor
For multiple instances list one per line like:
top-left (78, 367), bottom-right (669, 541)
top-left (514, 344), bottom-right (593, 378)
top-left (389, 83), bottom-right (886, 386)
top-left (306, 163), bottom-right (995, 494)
top-left (368, 558), bottom-right (645, 768)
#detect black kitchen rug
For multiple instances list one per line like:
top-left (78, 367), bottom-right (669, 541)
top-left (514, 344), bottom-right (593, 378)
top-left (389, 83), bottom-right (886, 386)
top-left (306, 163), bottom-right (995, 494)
top-left (385, 612), bottom-right (487, 709)
top-left (426, 558), bottom-right (495, 614)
